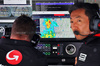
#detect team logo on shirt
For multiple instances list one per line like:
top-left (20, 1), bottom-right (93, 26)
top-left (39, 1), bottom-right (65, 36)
top-left (6, 50), bottom-right (22, 65)
top-left (79, 53), bottom-right (87, 62)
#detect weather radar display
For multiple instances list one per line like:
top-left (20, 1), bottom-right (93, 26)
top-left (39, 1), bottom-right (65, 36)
top-left (40, 18), bottom-right (74, 38)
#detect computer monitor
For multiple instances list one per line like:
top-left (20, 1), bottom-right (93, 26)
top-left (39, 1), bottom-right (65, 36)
top-left (32, 0), bottom-right (77, 11)
top-left (32, 13), bottom-right (76, 41)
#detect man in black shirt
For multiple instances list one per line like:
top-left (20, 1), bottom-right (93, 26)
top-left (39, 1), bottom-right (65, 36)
top-left (69, 3), bottom-right (100, 66)
top-left (0, 15), bottom-right (48, 66)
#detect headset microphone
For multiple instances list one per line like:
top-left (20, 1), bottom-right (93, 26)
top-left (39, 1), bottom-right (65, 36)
top-left (74, 31), bottom-right (79, 35)
top-left (74, 31), bottom-right (88, 36)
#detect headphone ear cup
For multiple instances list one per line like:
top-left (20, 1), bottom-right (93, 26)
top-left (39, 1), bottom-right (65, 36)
top-left (90, 18), bottom-right (100, 31)
top-left (89, 18), bottom-right (94, 31)
top-left (4, 27), bottom-right (11, 38)
top-left (31, 34), bottom-right (40, 46)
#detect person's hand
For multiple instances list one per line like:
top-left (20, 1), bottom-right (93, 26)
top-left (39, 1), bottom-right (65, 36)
top-left (75, 57), bottom-right (77, 65)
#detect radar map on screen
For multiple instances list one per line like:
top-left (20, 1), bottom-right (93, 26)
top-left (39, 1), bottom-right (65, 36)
top-left (32, 14), bottom-right (75, 39)
top-left (40, 18), bottom-right (74, 38)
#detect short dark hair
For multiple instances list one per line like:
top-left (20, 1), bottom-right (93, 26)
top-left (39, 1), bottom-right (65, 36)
top-left (69, 3), bottom-right (99, 21)
top-left (11, 15), bottom-right (36, 40)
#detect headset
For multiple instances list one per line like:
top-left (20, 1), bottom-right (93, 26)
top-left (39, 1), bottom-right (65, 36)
top-left (31, 34), bottom-right (40, 46)
top-left (0, 26), bottom-right (40, 46)
top-left (2, 27), bottom-right (40, 46)
top-left (89, 12), bottom-right (100, 31)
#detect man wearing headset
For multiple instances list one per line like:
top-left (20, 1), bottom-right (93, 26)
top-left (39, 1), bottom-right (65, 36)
top-left (0, 15), bottom-right (48, 66)
top-left (69, 3), bottom-right (100, 66)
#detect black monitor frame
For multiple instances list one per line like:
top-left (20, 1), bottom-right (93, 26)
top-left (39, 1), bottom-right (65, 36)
top-left (32, 14), bottom-right (78, 42)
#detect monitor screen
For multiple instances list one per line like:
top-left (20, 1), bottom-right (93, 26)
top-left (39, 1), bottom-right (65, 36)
top-left (32, 14), bottom-right (75, 40)
top-left (0, 0), bottom-right (31, 5)
top-left (32, 0), bottom-right (76, 11)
